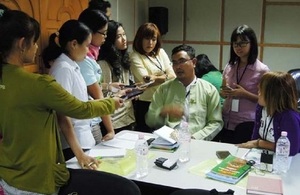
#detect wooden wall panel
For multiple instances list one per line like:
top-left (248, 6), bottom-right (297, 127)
top-left (0, 0), bottom-right (88, 73)
top-left (0, 0), bottom-right (40, 72)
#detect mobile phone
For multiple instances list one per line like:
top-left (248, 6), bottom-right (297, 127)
top-left (216, 151), bottom-right (231, 159)
top-left (139, 80), bottom-right (155, 88)
top-left (124, 84), bottom-right (136, 88)
top-left (121, 89), bottom-right (143, 100)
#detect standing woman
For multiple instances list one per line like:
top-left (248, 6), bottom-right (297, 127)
top-left (215, 24), bottom-right (270, 144)
top-left (130, 22), bottom-right (176, 132)
top-left (43, 19), bottom-right (101, 161)
top-left (0, 10), bottom-right (140, 195)
top-left (78, 8), bottom-right (115, 144)
top-left (98, 20), bottom-right (135, 133)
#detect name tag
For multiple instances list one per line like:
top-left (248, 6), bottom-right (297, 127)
top-left (231, 99), bottom-right (239, 112)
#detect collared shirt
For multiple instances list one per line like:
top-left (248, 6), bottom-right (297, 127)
top-left (130, 48), bottom-right (176, 102)
top-left (222, 59), bottom-right (269, 130)
top-left (183, 76), bottom-right (197, 121)
top-left (50, 53), bottom-right (95, 149)
top-left (146, 77), bottom-right (223, 140)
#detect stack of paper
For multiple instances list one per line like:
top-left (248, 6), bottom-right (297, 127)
top-left (150, 126), bottom-right (179, 152)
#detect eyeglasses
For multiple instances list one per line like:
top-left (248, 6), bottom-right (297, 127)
top-left (232, 41), bottom-right (250, 48)
top-left (97, 31), bottom-right (107, 37)
top-left (171, 58), bottom-right (192, 66)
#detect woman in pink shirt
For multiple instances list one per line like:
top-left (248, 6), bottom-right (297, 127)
top-left (214, 24), bottom-right (270, 144)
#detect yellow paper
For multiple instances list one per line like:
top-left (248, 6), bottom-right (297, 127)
top-left (97, 150), bottom-right (155, 176)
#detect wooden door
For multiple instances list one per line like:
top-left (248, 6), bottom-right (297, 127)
top-left (39, 0), bottom-right (88, 73)
top-left (0, 0), bottom-right (88, 73)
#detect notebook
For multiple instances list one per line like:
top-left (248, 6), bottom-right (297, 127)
top-left (206, 155), bottom-right (252, 184)
top-left (246, 173), bottom-right (283, 195)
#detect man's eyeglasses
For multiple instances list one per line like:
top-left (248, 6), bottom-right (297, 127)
top-left (232, 41), bottom-right (249, 48)
top-left (171, 58), bottom-right (192, 66)
top-left (97, 31), bottom-right (107, 37)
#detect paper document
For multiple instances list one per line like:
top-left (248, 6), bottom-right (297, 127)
top-left (89, 148), bottom-right (126, 158)
top-left (102, 138), bottom-right (136, 150)
top-left (118, 132), bottom-right (153, 141)
top-left (153, 125), bottom-right (176, 144)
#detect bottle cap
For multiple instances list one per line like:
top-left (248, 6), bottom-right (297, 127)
top-left (180, 121), bottom-right (189, 128)
top-left (281, 131), bottom-right (287, 136)
top-left (138, 134), bottom-right (144, 139)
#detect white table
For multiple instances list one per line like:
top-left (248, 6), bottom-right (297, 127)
top-left (66, 130), bottom-right (300, 195)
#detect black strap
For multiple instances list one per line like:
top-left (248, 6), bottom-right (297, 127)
top-left (146, 55), bottom-right (166, 74)
top-left (236, 63), bottom-right (249, 84)
top-left (262, 116), bottom-right (274, 140)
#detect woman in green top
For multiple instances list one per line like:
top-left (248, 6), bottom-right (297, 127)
top-left (0, 10), bottom-right (140, 195)
top-left (195, 54), bottom-right (224, 105)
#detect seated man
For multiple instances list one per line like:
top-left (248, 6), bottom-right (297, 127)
top-left (146, 45), bottom-right (223, 140)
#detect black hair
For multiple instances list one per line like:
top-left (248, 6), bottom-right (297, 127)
top-left (88, 0), bottom-right (111, 13)
top-left (78, 8), bottom-right (108, 33)
top-left (42, 20), bottom-right (91, 68)
top-left (171, 44), bottom-right (195, 59)
top-left (229, 24), bottom-right (258, 65)
top-left (0, 10), bottom-right (40, 78)
top-left (0, 3), bottom-right (9, 12)
top-left (98, 20), bottom-right (130, 80)
top-left (195, 54), bottom-right (218, 78)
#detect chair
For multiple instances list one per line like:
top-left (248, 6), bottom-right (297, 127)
top-left (233, 121), bottom-right (254, 144)
top-left (288, 69), bottom-right (300, 111)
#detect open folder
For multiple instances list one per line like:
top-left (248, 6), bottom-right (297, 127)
top-left (150, 126), bottom-right (179, 152)
top-left (153, 125), bottom-right (177, 144)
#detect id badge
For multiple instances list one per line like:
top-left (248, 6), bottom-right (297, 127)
top-left (231, 99), bottom-right (239, 112)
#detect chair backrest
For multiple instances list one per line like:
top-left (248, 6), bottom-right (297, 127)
top-left (288, 69), bottom-right (300, 110)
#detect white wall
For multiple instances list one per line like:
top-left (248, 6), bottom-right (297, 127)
top-left (109, 0), bottom-right (300, 72)
top-left (147, 0), bottom-right (300, 72)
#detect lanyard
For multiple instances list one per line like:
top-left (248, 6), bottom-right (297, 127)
top-left (262, 116), bottom-right (274, 140)
top-left (185, 80), bottom-right (197, 98)
top-left (185, 90), bottom-right (190, 98)
top-left (146, 55), bottom-right (166, 74)
top-left (236, 63), bottom-right (249, 84)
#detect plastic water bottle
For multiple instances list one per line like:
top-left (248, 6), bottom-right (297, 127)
top-left (135, 134), bottom-right (149, 178)
top-left (178, 121), bottom-right (191, 163)
top-left (273, 131), bottom-right (290, 174)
